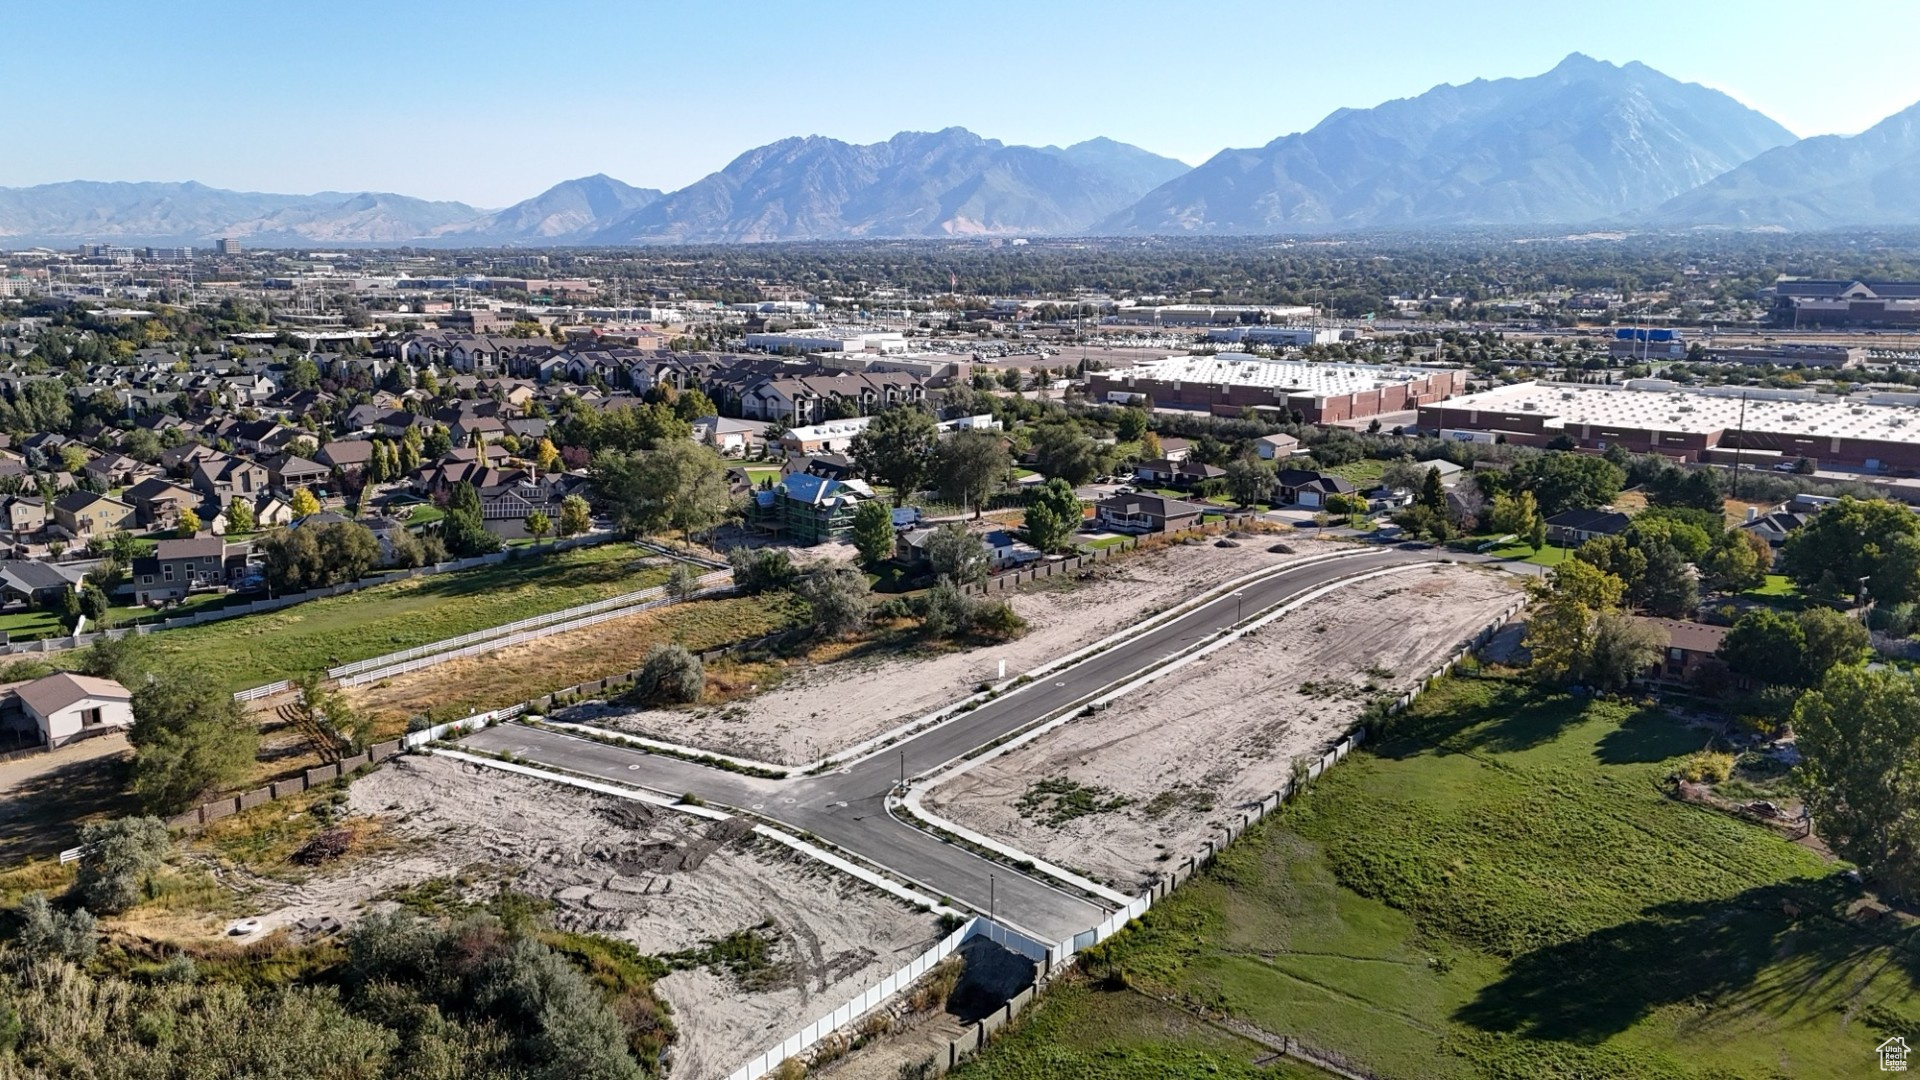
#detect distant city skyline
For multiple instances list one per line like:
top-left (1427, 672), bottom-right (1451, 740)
top-left (9, 0), bottom-right (1920, 207)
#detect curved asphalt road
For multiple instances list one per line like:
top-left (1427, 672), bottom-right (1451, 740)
top-left (464, 546), bottom-right (1445, 941)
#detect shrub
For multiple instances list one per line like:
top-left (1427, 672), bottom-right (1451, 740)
top-left (664, 562), bottom-right (702, 601)
top-left (728, 546), bottom-right (796, 594)
top-left (1677, 750), bottom-right (1736, 784)
top-left (632, 644), bottom-right (704, 706)
top-left (12, 893), bottom-right (98, 965)
top-left (73, 816), bottom-right (171, 914)
top-left (795, 564), bottom-right (872, 639)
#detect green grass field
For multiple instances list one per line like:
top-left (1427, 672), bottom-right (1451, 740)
top-left (146, 542), bottom-right (670, 691)
top-left (962, 677), bottom-right (1920, 1080)
top-left (1488, 540), bottom-right (1574, 565)
top-left (1326, 459), bottom-right (1386, 487)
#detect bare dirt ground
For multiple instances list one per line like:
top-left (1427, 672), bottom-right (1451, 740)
top-left (0, 733), bottom-right (135, 859)
top-left (923, 563), bottom-right (1522, 892)
top-left (246, 756), bottom-right (943, 1080)
top-left (580, 534), bottom-right (1348, 765)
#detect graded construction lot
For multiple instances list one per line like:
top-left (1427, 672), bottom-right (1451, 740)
top-left (924, 563), bottom-right (1521, 891)
top-left (952, 678), bottom-right (1905, 1080)
top-left (150, 541), bottom-right (672, 692)
top-left (588, 535), bottom-right (1346, 765)
top-left (245, 756), bottom-right (943, 1080)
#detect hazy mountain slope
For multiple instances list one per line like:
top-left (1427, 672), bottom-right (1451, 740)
top-left (590, 128), bottom-right (1190, 242)
top-left (1098, 54), bottom-right (1797, 233)
top-left (437, 174), bottom-right (663, 243)
top-left (0, 181), bottom-right (482, 246)
top-left (1648, 101), bottom-right (1920, 227)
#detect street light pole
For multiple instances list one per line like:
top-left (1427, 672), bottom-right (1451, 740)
top-left (989, 873), bottom-right (996, 926)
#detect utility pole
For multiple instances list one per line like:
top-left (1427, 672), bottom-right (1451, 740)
top-left (989, 872), bottom-right (996, 927)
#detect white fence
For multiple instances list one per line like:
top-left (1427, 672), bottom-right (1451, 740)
top-left (402, 703), bottom-right (526, 751)
top-left (335, 577), bottom-right (732, 688)
top-left (725, 917), bottom-right (977, 1080)
top-left (232, 680), bottom-right (292, 704)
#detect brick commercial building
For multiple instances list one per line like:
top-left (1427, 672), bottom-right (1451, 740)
top-left (1419, 380), bottom-right (1920, 472)
top-left (1089, 353), bottom-right (1466, 421)
top-left (1772, 280), bottom-right (1920, 328)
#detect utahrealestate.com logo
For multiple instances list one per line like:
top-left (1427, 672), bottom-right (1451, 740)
top-left (1882, 1036), bottom-right (1911, 1072)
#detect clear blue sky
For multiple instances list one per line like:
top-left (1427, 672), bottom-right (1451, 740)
top-left (9, 0), bottom-right (1919, 207)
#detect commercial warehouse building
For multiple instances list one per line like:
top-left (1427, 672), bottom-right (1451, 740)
top-left (1419, 380), bottom-right (1920, 471)
top-left (1773, 280), bottom-right (1920, 328)
top-left (1088, 353), bottom-right (1466, 422)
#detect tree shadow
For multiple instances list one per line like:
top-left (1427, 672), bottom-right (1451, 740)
top-left (1373, 689), bottom-right (1588, 761)
top-left (1455, 876), bottom-right (1920, 1042)
top-left (0, 749), bottom-right (139, 859)
top-left (1593, 706), bottom-right (1699, 765)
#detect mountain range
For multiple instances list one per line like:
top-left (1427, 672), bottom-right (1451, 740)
top-left (5, 55), bottom-right (1919, 246)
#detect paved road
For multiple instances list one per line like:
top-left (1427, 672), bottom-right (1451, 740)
top-left (464, 545), bottom-right (1443, 942)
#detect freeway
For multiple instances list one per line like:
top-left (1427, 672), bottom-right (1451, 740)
top-left (462, 544), bottom-right (1444, 942)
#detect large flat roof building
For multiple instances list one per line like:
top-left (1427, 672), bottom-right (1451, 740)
top-left (1420, 380), bottom-right (1920, 471)
top-left (1773, 280), bottom-right (1920, 328)
top-left (1089, 353), bottom-right (1465, 422)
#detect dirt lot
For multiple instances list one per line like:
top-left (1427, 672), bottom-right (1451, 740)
top-left (923, 563), bottom-right (1521, 892)
top-left (246, 756), bottom-right (942, 1080)
top-left (582, 534), bottom-right (1346, 765)
top-left (340, 593), bottom-right (794, 735)
top-left (0, 734), bottom-right (136, 859)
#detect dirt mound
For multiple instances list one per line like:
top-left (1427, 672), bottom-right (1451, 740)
top-left (590, 814), bottom-right (755, 874)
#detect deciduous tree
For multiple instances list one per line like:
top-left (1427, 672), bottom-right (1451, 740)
top-left (1793, 666), bottom-right (1920, 897)
top-left (849, 406), bottom-right (938, 506)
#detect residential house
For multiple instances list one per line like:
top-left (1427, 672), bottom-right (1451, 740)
top-left (316, 439), bottom-right (378, 476)
top-left (189, 455), bottom-right (270, 507)
top-left (1093, 493), bottom-right (1206, 534)
top-left (695, 415), bottom-right (767, 458)
top-left (1274, 468), bottom-right (1357, 508)
top-left (123, 477), bottom-right (201, 530)
top-left (1133, 458), bottom-right (1225, 489)
top-left (0, 496), bottom-right (45, 539)
top-left (1544, 508), bottom-right (1631, 547)
top-left (0, 673), bottom-right (133, 749)
top-left (129, 536), bottom-right (227, 605)
top-left (1635, 618), bottom-right (1733, 687)
top-left (755, 473), bottom-right (875, 544)
top-left (51, 491), bottom-right (134, 537)
top-left (0, 561), bottom-right (81, 609)
top-left (1157, 437), bottom-right (1194, 463)
top-left (781, 454), bottom-right (857, 482)
top-left (82, 452), bottom-right (148, 490)
top-left (264, 453), bottom-right (329, 492)
top-left (1253, 433), bottom-right (1301, 460)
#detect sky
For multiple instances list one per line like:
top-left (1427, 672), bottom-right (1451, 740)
top-left (8, 0), bottom-right (1920, 207)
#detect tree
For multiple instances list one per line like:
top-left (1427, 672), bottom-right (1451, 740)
top-left (795, 564), bottom-right (872, 639)
top-left (1703, 528), bottom-right (1770, 594)
top-left (1523, 559), bottom-right (1626, 685)
top-left (1378, 459), bottom-right (1429, 495)
top-left (592, 442), bottom-right (732, 539)
top-left (1114, 408), bottom-right (1149, 442)
top-left (77, 583), bottom-right (109, 625)
top-left (1489, 491), bottom-right (1544, 550)
top-left (1506, 453), bottom-right (1625, 517)
top-left (1584, 613), bottom-right (1669, 692)
top-left (850, 498), bottom-right (896, 567)
top-left (1782, 497), bottom-right (1920, 604)
top-left (442, 482), bottom-right (502, 557)
top-left (931, 429), bottom-right (1011, 518)
top-left (259, 521), bottom-right (379, 592)
top-left (1139, 431), bottom-right (1163, 460)
top-left (1023, 478), bottom-right (1082, 553)
top-left (1792, 666), bottom-right (1920, 897)
top-left (633, 644), bottom-right (703, 705)
top-left (849, 406), bottom-right (938, 506)
top-left (1719, 607), bottom-right (1808, 687)
top-left (664, 562), bottom-right (702, 601)
top-left (925, 523), bottom-right (989, 585)
top-left (728, 547), bottom-right (796, 594)
top-left (225, 498), bottom-right (254, 534)
top-left (1634, 539), bottom-right (1698, 617)
top-left (1028, 422), bottom-right (1106, 487)
top-left (73, 816), bottom-right (171, 915)
top-left (558, 494), bottom-right (591, 537)
top-left (288, 487), bottom-right (321, 518)
top-left (292, 672), bottom-right (374, 754)
top-left (1800, 606), bottom-right (1871, 684)
top-left (176, 507), bottom-right (201, 537)
top-left (1419, 467), bottom-right (1447, 515)
top-left (524, 510), bottom-right (551, 543)
top-left (128, 666), bottom-right (259, 814)
top-left (1224, 456), bottom-right (1275, 508)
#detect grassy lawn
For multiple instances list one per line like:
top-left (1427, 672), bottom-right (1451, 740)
top-left (1080, 535), bottom-right (1131, 552)
top-left (405, 504), bottom-right (444, 525)
top-left (0, 607), bottom-right (63, 640)
top-left (1326, 459), bottom-right (1385, 487)
top-left (1742, 574), bottom-right (1805, 610)
top-left (967, 678), bottom-right (1913, 1080)
top-left (147, 543), bottom-right (671, 691)
top-left (1488, 540), bottom-right (1575, 565)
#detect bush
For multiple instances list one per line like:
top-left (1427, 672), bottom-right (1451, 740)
top-left (12, 893), bottom-right (98, 966)
top-left (795, 564), bottom-right (872, 639)
top-left (1677, 750), bottom-right (1736, 784)
top-left (73, 816), bottom-right (171, 915)
top-left (728, 546), bottom-right (797, 594)
top-left (633, 644), bottom-right (704, 706)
